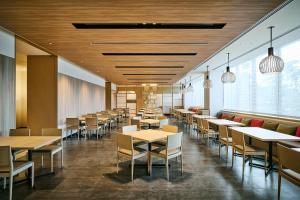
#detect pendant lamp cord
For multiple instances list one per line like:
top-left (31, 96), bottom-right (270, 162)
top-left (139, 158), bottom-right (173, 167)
top-left (268, 26), bottom-right (274, 47)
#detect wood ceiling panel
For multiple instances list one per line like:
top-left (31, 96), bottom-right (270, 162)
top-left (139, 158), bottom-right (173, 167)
top-left (0, 0), bottom-right (285, 85)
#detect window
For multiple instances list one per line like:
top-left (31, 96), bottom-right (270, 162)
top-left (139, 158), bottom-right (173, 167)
top-left (223, 39), bottom-right (300, 118)
top-left (184, 76), bottom-right (204, 108)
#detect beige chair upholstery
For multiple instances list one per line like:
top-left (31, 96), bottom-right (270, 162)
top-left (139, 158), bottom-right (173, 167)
top-left (162, 125), bottom-right (178, 133)
top-left (122, 125), bottom-right (146, 148)
top-left (85, 117), bottom-right (102, 139)
top-left (9, 129), bottom-right (31, 160)
top-left (149, 132), bottom-right (183, 181)
top-left (159, 119), bottom-right (169, 128)
top-left (277, 144), bottom-right (300, 199)
top-left (196, 118), bottom-right (204, 139)
top-left (0, 146), bottom-right (34, 200)
top-left (201, 119), bottom-right (218, 144)
top-left (231, 130), bottom-right (267, 178)
top-left (116, 134), bottom-right (147, 181)
top-left (66, 118), bottom-right (80, 140)
top-left (218, 125), bottom-right (232, 161)
top-left (32, 128), bottom-right (63, 173)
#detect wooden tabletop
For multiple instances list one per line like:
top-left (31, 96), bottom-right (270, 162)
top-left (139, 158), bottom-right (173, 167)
top-left (79, 117), bottom-right (109, 121)
top-left (175, 109), bottom-right (195, 114)
top-left (193, 115), bottom-right (216, 119)
top-left (207, 119), bottom-right (244, 126)
top-left (123, 129), bottom-right (176, 143)
top-left (0, 136), bottom-right (61, 150)
top-left (229, 127), bottom-right (300, 142)
top-left (140, 119), bottom-right (160, 124)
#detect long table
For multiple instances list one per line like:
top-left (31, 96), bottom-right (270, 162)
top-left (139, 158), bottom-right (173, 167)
top-left (0, 136), bottom-right (61, 183)
top-left (207, 119), bottom-right (244, 127)
top-left (229, 127), bottom-right (300, 175)
top-left (193, 114), bottom-right (216, 119)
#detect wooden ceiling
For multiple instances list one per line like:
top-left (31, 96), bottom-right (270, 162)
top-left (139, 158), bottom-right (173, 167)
top-left (0, 0), bottom-right (285, 85)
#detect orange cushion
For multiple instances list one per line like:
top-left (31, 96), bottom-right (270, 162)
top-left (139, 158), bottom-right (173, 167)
top-left (250, 119), bottom-right (264, 127)
top-left (233, 116), bottom-right (242, 123)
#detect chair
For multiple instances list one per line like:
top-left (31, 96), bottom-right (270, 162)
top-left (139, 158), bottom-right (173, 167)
top-left (0, 146), bottom-right (34, 200)
top-left (149, 132), bottom-right (183, 181)
top-left (218, 125), bottom-right (232, 161)
top-left (159, 118), bottom-right (169, 128)
top-left (201, 119), bottom-right (218, 144)
top-left (196, 118), bottom-right (204, 139)
top-left (131, 119), bottom-right (141, 130)
top-left (122, 125), bottom-right (146, 147)
top-left (116, 134), bottom-right (148, 181)
top-left (231, 130), bottom-right (267, 178)
top-left (277, 144), bottom-right (300, 200)
top-left (186, 114), bottom-right (193, 129)
top-left (162, 125), bottom-right (178, 133)
top-left (85, 117), bottom-right (102, 139)
top-left (9, 129), bottom-right (31, 160)
top-left (32, 128), bottom-right (63, 173)
top-left (66, 118), bottom-right (80, 140)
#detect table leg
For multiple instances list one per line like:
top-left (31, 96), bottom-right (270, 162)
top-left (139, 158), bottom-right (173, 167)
top-left (265, 141), bottom-right (273, 175)
top-left (28, 150), bottom-right (32, 184)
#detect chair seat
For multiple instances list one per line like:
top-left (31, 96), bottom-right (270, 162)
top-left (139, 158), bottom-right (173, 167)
top-left (118, 146), bottom-right (147, 156)
top-left (133, 139), bottom-right (147, 146)
top-left (151, 146), bottom-right (181, 157)
top-left (220, 137), bottom-right (232, 143)
top-left (282, 169), bottom-right (300, 180)
top-left (234, 144), bottom-right (265, 155)
top-left (33, 145), bottom-right (62, 154)
top-left (152, 140), bottom-right (167, 147)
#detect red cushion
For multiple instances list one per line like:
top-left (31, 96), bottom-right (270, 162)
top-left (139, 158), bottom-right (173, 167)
top-left (296, 127), bottom-right (300, 137)
top-left (221, 113), bottom-right (228, 119)
top-left (233, 116), bottom-right (242, 123)
top-left (250, 119), bottom-right (264, 127)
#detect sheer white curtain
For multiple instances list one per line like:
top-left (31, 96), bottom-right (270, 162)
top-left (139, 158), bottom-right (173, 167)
top-left (184, 75), bottom-right (204, 109)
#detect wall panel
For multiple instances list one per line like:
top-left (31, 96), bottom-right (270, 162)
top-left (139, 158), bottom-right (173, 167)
top-left (0, 54), bottom-right (16, 136)
top-left (57, 73), bottom-right (105, 128)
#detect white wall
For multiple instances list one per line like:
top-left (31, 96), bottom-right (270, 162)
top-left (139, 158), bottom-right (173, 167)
top-left (0, 28), bottom-right (15, 58)
top-left (190, 0), bottom-right (300, 116)
top-left (58, 57), bottom-right (106, 87)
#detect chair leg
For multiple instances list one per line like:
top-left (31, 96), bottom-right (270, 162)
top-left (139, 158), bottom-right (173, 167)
top-left (218, 143), bottom-right (221, 157)
top-left (149, 155), bottom-right (152, 175)
top-left (226, 144), bottom-right (229, 161)
top-left (61, 150), bottom-right (64, 168)
top-left (131, 159), bottom-right (134, 181)
top-left (116, 153), bottom-right (119, 174)
top-left (31, 163), bottom-right (35, 188)
top-left (166, 158), bottom-right (169, 181)
top-left (278, 173), bottom-right (281, 200)
top-left (181, 155), bottom-right (183, 175)
top-left (242, 154), bottom-right (245, 178)
top-left (50, 154), bottom-right (54, 173)
top-left (41, 154), bottom-right (44, 168)
top-left (9, 175), bottom-right (13, 200)
top-left (231, 149), bottom-right (234, 168)
top-left (3, 177), bottom-right (6, 189)
top-left (265, 152), bottom-right (267, 175)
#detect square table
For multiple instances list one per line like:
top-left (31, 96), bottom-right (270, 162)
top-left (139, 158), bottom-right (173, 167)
top-left (140, 119), bottom-right (160, 129)
top-left (229, 127), bottom-right (300, 175)
top-left (207, 119), bottom-right (244, 127)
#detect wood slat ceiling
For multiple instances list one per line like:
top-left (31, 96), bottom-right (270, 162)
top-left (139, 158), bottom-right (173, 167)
top-left (0, 0), bottom-right (285, 85)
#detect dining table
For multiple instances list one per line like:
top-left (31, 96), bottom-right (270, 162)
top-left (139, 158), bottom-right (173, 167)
top-left (207, 119), bottom-right (244, 127)
top-left (229, 127), bottom-right (300, 175)
top-left (193, 114), bottom-right (216, 119)
top-left (140, 119), bottom-right (160, 129)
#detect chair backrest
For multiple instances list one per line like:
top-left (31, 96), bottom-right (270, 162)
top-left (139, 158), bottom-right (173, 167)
top-left (159, 119), bottom-right (169, 128)
top-left (196, 118), bottom-right (203, 130)
top-left (187, 114), bottom-right (193, 125)
top-left (231, 130), bottom-right (245, 149)
top-left (162, 125), bottom-right (178, 133)
top-left (66, 118), bottom-right (79, 129)
top-left (218, 125), bottom-right (228, 139)
top-left (86, 117), bottom-right (98, 130)
top-left (122, 125), bottom-right (137, 133)
top-left (131, 119), bottom-right (141, 129)
top-left (167, 132), bottom-right (183, 150)
top-left (87, 113), bottom-right (97, 117)
top-left (9, 128), bottom-right (31, 136)
top-left (117, 134), bottom-right (133, 151)
top-left (133, 116), bottom-right (142, 120)
top-left (0, 146), bottom-right (13, 173)
top-left (42, 128), bottom-right (62, 136)
top-left (202, 119), bottom-right (209, 130)
top-left (277, 144), bottom-right (300, 174)
top-left (158, 115), bottom-right (167, 120)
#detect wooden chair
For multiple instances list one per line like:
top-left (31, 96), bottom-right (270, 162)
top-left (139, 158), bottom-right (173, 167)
top-left (277, 144), bottom-right (300, 200)
top-left (66, 118), bottom-right (80, 140)
top-left (122, 125), bottom-right (146, 147)
top-left (186, 114), bottom-right (193, 129)
top-left (218, 125), bottom-right (232, 161)
top-left (131, 118), bottom-right (141, 130)
top-left (149, 132), bottom-right (183, 181)
top-left (231, 130), bottom-right (267, 178)
top-left (9, 128), bottom-right (31, 160)
top-left (0, 146), bottom-right (34, 200)
top-left (116, 134), bottom-right (148, 181)
top-left (32, 128), bottom-right (63, 173)
top-left (201, 119), bottom-right (218, 144)
top-left (85, 117), bottom-right (102, 139)
top-left (196, 118), bottom-right (204, 139)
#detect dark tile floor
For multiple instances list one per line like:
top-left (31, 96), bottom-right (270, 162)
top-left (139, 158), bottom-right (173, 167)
top-left (1, 120), bottom-right (300, 200)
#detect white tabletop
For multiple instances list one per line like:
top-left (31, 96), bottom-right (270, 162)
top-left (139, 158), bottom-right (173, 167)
top-left (123, 129), bottom-right (176, 143)
top-left (229, 127), bottom-right (300, 142)
top-left (207, 119), bottom-right (244, 126)
top-left (193, 115), bottom-right (216, 119)
top-left (293, 148), bottom-right (300, 152)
